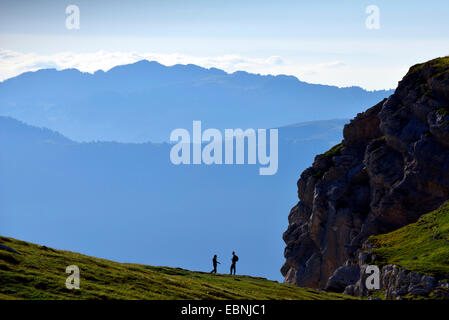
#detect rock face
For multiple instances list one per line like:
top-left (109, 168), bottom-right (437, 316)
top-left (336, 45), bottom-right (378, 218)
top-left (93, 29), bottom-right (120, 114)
top-left (343, 263), bottom-right (449, 299)
top-left (0, 244), bottom-right (19, 254)
top-left (281, 57), bottom-right (449, 289)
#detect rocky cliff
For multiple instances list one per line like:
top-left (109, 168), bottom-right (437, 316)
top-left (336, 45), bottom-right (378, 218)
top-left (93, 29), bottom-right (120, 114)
top-left (281, 56), bottom-right (449, 289)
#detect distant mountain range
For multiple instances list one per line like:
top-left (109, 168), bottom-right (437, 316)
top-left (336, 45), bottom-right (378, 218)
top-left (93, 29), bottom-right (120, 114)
top-left (0, 61), bottom-right (393, 142)
top-left (0, 116), bottom-right (347, 281)
top-left (0, 61), bottom-right (393, 281)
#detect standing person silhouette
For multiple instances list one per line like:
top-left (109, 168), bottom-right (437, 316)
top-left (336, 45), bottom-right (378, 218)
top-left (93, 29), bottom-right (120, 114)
top-left (210, 254), bottom-right (220, 273)
top-left (230, 251), bottom-right (239, 275)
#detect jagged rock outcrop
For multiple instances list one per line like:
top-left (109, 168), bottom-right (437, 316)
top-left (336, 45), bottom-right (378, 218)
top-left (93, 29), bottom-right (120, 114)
top-left (344, 263), bottom-right (449, 299)
top-left (282, 57), bottom-right (449, 289)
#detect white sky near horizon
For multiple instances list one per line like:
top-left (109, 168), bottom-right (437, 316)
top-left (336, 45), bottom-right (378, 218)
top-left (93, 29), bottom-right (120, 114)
top-left (0, 0), bottom-right (449, 90)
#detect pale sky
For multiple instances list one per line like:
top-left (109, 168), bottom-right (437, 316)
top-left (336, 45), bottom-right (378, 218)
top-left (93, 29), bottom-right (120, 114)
top-left (1, 0), bottom-right (449, 90)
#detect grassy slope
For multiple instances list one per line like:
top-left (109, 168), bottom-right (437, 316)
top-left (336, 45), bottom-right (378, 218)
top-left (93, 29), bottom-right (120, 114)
top-left (407, 55), bottom-right (449, 78)
top-left (369, 202), bottom-right (449, 277)
top-left (0, 236), bottom-right (352, 300)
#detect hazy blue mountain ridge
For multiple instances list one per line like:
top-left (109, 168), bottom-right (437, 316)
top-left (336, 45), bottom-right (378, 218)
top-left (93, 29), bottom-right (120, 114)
top-left (0, 61), bottom-right (393, 142)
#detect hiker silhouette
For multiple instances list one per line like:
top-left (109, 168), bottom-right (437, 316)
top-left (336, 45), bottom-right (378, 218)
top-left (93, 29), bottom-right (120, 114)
top-left (230, 251), bottom-right (239, 275)
top-left (210, 254), bottom-right (220, 273)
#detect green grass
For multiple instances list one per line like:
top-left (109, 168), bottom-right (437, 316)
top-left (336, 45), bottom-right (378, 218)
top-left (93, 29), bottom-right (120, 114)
top-left (368, 202), bottom-right (449, 277)
top-left (0, 236), bottom-right (353, 300)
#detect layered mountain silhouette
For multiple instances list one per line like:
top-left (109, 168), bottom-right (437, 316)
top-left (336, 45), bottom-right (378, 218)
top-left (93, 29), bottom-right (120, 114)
top-left (282, 56), bottom-right (449, 298)
top-left (0, 116), bottom-right (346, 281)
top-left (0, 61), bottom-right (392, 142)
